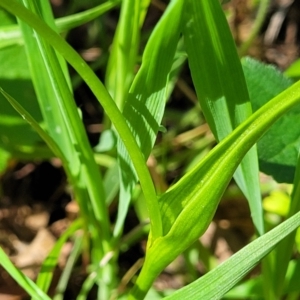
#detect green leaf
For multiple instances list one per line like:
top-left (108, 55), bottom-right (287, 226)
top-left (242, 57), bottom-right (299, 183)
top-left (183, 0), bottom-right (263, 235)
top-left (0, 247), bottom-right (51, 300)
top-left (130, 79), bottom-right (300, 299)
top-left (0, 42), bottom-right (51, 159)
top-left (0, 147), bottom-right (10, 174)
top-left (17, 0), bottom-right (111, 248)
top-left (105, 0), bottom-right (148, 110)
top-left (114, 0), bottom-right (184, 237)
top-left (0, 87), bottom-right (65, 164)
top-left (164, 210), bottom-right (300, 299)
top-left (53, 232), bottom-right (83, 299)
top-left (36, 220), bottom-right (82, 293)
top-left (0, 1), bottom-right (120, 49)
top-left (0, 0), bottom-right (160, 239)
top-left (285, 58), bottom-right (300, 79)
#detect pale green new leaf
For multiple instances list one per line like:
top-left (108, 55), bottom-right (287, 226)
top-left (165, 210), bottom-right (300, 299)
top-left (130, 79), bottom-right (300, 299)
top-left (114, 0), bottom-right (184, 236)
top-left (183, 0), bottom-right (264, 235)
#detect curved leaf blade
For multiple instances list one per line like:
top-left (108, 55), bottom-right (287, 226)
top-left (114, 0), bottom-right (184, 237)
top-left (130, 79), bottom-right (300, 298)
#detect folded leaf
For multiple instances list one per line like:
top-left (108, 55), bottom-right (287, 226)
top-left (130, 79), bottom-right (300, 299)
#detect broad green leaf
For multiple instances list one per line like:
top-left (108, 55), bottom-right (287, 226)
top-left (130, 79), bottom-right (300, 299)
top-left (0, 247), bottom-right (51, 300)
top-left (164, 210), bottom-right (300, 299)
top-left (242, 57), bottom-right (299, 183)
top-left (183, 0), bottom-right (263, 235)
top-left (114, 0), bottom-right (184, 237)
top-left (224, 259), bottom-right (300, 299)
top-left (0, 7), bottom-right (15, 25)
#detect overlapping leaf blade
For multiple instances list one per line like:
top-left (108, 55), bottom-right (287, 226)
top-left (165, 210), bottom-right (300, 299)
top-left (114, 0), bottom-right (184, 237)
top-left (0, 248), bottom-right (51, 300)
top-left (105, 0), bottom-right (149, 110)
top-left (0, 0), bottom-right (160, 239)
top-left (183, 0), bottom-right (264, 235)
top-left (130, 79), bottom-right (300, 299)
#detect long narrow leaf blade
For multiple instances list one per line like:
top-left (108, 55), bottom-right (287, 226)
top-left (0, 0), bottom-right (161, 238)
top-left (0, 87), bottom-right (66, 163)
top-left (0, 247), bottom-right (51, 300)
top-left (105, 0), bottom-right (149, 110)
top-left (114, 0), bottom-right (184, 236)
top-left (36, 219), bottom-right (82, 293)
top-left (183, 0), bottom-right (264, 235)
top-left (165, 210), bottom-right (300, 299)
top-left (0, 0), bottom-right (120, 49)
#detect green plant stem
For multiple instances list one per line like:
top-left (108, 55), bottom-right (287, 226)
top-left (0, 0), bottom-right (162, 239)
top-left (238, 0), bottom-right (271, 56)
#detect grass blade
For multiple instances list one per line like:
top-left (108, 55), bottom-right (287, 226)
top-left (17, 0), bottom-right (111, 250)
top-left (36, 219), bottom-right (82, 293)
top-left (271, 153), bottom-right (300, 296)
top-left (0, 87), bottom-right (66, 164)
top-left (53, 233), bottom-right (83, 300)
top-left (114, 0), bottom-right (184, 237)
top-left (165, 210), bottom-right (300, 299)
top-left (183, 0), bottom-right (264, 235)
top-left (105, 0), bottom-right (149, 110)
top-left (0, 0), bottom-right (120, 49)
top-left (0, 0), bottom-right (161, 238)
top-left (130, 79), bottom-right (300, 299)
top-left (0, 247), bottom-right (51, 300)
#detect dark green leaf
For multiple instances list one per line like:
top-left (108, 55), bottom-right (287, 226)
top-left (242, 57), bottom-right (299, 183)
